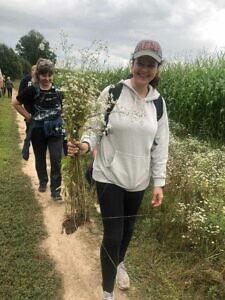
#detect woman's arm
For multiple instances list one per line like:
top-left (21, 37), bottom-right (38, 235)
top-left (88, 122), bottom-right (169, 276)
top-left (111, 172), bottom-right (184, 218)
top-left (151, 98), bottom-right (169, 186)
top-left (12, 97), bottom-right (32, 122)
top-left (150, 98), bottom-right (169, 207)
top-left (12, 87), bottom-right (34, 122)
top-left (151, 186), bottom-right (164, 207)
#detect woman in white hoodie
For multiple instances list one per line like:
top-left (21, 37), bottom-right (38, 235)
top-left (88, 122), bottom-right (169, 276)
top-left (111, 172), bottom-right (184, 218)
top-left (68, 39), bottom-right (169, 300)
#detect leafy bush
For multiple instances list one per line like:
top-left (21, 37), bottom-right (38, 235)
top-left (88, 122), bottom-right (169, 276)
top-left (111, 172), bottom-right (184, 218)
top-left (15, 29), bottom-right (56, 65)
top-left (147, 122), bottom-right (225, 255)
top-left (0, 43), bottom-right (23, 79)
top-left (19, 57), bottom-right (32, 76)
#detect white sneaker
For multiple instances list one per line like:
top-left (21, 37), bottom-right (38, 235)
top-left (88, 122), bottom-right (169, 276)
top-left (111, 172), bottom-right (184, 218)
top-left (116, 262), bottom-right (130, 290)
top-left (102, 291), bottom-right (114, 300)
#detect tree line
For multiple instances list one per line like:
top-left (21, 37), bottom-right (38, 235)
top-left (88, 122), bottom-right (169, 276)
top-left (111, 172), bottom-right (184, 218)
top-left (0, 30), bottom-right (56, 79)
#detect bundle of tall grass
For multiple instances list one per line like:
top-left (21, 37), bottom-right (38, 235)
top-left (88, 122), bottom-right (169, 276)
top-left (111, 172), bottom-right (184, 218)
top-left (59, 70), bottom-right (102, 233)
top-left (56, 36), bottom-right (108, 233)
top-left (159, 53), bottom-right (225, 141)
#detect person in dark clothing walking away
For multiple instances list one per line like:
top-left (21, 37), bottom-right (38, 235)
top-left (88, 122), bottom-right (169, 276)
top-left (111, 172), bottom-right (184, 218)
top-left (15, 65), bottom-right (37, 133)
top-left (5, 76), bottom-right (14, 98)
top-left (67, 39), bottom-right (169, 299)
top-left (12, 58), bottom-right (64, 200)
top-left (18, 65), bottom-right (37, 93)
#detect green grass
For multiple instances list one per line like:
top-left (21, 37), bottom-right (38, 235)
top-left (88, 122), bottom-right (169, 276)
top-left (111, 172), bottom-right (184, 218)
top-left (123, 184), bottom-right (225, 300)
top-left (0, 97), bottom-right (63, 299)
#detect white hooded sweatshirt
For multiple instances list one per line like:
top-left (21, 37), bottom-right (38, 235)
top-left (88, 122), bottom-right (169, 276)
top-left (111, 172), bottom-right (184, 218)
top-left (81, 79), bottom-right (169, 192)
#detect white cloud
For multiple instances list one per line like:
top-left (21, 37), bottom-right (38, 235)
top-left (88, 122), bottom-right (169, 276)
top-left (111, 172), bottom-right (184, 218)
top-left (0, 0), bottom-right (224, 67)
top-left (197, 8), bottom-right (225, 49)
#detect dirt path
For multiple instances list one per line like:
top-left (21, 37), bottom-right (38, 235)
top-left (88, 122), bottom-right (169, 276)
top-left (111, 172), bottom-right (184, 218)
top-left (16, 105), bottom-right (131, 299)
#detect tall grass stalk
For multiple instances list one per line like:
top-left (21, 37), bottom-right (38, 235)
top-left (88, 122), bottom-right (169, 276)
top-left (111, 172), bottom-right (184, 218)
top-left (57, 34), bottom-right (107, 233)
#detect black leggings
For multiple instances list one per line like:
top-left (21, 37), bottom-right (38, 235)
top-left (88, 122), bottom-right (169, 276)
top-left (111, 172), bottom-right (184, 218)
top-left (31, 127), bottom-right (63, 193)
top-left (7, 88), bottom-right (12, 98)
top-left (95, 181), bottom-right (145, 293)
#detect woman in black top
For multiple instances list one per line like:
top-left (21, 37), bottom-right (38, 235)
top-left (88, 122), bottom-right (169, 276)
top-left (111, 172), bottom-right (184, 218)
top-left (12, 58), bottom-right (64, 200)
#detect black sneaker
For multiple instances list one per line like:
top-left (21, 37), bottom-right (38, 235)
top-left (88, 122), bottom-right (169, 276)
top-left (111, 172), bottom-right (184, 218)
top-left (51, 191), bottom-right (62, 201)
top-left (38, 183), bottom-right (47, 192)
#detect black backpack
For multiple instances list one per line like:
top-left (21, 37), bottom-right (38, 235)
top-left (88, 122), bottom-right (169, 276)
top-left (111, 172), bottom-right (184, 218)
top-left (85, 82), bottom-right (164, 186)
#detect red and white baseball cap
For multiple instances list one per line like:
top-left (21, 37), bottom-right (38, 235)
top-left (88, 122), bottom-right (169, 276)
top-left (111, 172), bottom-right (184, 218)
top-left (133, 40), bottom-right (162, 63)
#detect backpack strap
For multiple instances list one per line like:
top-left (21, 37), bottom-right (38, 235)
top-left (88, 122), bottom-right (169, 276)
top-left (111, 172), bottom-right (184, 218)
top-left (153, 96), bottom-right (164, 146)
top-left (104, 82), bottom-right (123, 128)
top-left (33, 83), bottom-right (40, 99)
top-left (52, 84), bottom-right (63, 105)
top-left (153, 95), bottom-right (163, 121)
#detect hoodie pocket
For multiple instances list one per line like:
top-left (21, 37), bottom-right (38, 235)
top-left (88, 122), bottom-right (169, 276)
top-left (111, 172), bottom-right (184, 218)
top-left (108, 150), bottom-right (150, 189)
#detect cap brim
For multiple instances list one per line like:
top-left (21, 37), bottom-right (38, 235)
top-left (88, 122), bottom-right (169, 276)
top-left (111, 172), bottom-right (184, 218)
top-left (133, 50), bottom-right (162, 63)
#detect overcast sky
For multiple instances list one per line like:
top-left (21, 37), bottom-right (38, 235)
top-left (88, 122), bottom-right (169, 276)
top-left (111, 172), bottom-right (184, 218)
top-left (1, 0), bottom-right (225, 67)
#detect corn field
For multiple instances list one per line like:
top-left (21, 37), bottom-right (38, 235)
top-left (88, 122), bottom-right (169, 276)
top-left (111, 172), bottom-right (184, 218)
top-left (160, 53), bottom-right (225, 141)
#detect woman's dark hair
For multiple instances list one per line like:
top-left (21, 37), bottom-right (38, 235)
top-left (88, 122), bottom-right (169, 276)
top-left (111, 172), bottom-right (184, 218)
top-left (129, 58), bottom-right (162, 88)
top-left (35, 58), bottom-right (54, 80)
